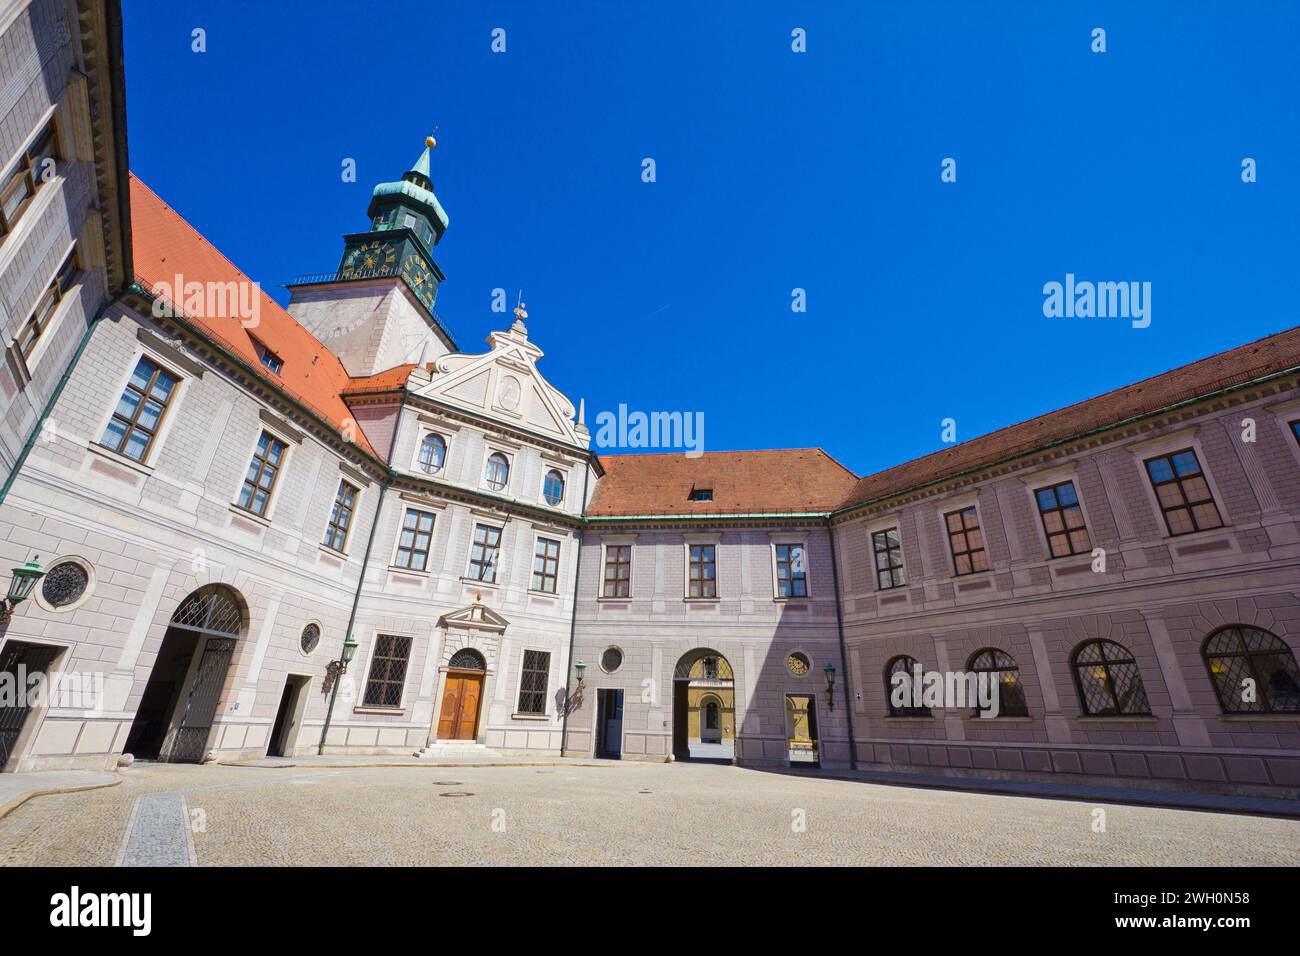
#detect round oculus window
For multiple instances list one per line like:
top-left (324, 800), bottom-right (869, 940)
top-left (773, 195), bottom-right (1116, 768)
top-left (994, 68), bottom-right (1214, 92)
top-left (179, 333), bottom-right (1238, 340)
top-left (300, 623), bottom-right (321, 655)
top-left (42, 561), bottom-right (89, 608)
top-left (601, 647), bottom-right (623, 673)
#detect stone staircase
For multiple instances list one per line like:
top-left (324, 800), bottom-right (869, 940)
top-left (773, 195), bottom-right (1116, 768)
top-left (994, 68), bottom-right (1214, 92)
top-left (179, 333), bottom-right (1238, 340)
top-left (413, 740), bottom-right (500, 760)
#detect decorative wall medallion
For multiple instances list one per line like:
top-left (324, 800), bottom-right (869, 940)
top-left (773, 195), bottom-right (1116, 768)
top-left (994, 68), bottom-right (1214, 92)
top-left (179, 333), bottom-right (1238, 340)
top-left (496, 374), bottom-right (521, 411)
top-left (787, 652), bottom-right (811, 676)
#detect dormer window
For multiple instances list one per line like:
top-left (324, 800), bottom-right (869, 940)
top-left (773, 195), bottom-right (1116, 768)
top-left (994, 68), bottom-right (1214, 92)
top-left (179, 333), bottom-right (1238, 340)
top-left (689, 488), bottom-right (713, 502)
top-left (254, 340), bottom-right (283, 375)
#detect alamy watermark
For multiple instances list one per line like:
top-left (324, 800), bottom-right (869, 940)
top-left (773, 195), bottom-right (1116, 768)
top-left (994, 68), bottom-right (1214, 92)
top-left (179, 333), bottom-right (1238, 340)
top-left (1042, 273), bottom-right (1150, 328)
top-left (150, 274), bottom-right (261, 329)
top-left (890, 664), bottom-right (1003, 718)
top-left (594, 404), bottom-right (704, 458)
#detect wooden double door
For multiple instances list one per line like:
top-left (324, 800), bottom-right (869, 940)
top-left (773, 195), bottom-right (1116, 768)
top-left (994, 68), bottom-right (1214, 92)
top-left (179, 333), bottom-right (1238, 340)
top-left (437, 670), bottom-right (484, 740)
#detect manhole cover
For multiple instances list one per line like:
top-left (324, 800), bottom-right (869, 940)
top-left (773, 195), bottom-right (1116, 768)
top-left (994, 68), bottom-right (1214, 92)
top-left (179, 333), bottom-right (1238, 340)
top-left (432, 781), bottom-right (462, 786)
top-left (439, 791), bottom-right (474, 798)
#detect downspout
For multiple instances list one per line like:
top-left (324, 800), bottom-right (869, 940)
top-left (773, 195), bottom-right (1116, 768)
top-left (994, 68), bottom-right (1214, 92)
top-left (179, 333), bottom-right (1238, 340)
top-left (559, 458), bottom-right (593, 756)
top-left (0, 291), bottom-right (122, 506)
top-left (826, 518), bottom-right (858, 768)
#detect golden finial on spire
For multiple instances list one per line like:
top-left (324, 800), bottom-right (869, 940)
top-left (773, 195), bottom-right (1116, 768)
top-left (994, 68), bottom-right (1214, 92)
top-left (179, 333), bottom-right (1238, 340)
top-left (425, 135), bottom-right (437, 149)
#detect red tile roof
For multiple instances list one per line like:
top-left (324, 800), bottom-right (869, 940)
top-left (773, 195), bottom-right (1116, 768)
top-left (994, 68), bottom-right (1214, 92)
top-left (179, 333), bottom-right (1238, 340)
top-left (587, 449), bottom-right (859, 516)
top-left (839, 324), bottom-right (1300, 510)
top-left (129, 175), bottom-right (382, 457)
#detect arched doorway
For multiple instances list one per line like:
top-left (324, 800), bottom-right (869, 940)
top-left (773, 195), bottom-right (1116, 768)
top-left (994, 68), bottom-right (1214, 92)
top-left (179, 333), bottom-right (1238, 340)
top-left (672, 649), bottom-right (735, 761)
top-left (125, 584), bottom-right (245, 762)
top-left (437, 648), bottom-right (486, 741)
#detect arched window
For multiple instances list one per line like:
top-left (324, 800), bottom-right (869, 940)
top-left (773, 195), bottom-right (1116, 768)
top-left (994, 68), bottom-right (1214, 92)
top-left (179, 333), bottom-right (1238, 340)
top-left (543, 469), bottom-right (565, 506)
top-left (485, 452), bottom-right (510, 491)
top-left (704, 700), bottom-right (720, 730)
top-left (1072, 640), bottom-right (1150, 716)
top-left (967, 648), bottom-right (1029, 717)
top-left (885, 655), bottom-right (930, 717)
top-left (418, 433), bottom-right (446, 473)
top-left (1203, 625), bottom-right (1300, 714)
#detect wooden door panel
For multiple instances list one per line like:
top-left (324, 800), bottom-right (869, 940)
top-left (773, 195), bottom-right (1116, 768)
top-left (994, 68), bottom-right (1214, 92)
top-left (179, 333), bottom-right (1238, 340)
top-left (455, 676), bottom-right (482, 740)
top-left (437, 678), bottom-right (462, 739)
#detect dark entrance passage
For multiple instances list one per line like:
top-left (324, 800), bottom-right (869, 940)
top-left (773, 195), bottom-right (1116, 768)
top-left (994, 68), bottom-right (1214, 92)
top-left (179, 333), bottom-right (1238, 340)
top-left (596, 688), bottom-right (623, 758)
top-left (672, 648), bottom-right (735, 762)
top-left (0, 642), bottom-right (60, 771)
top-left (125, 585), bottom-right (243, 763)
top-left (268, 675), bottom-right (309, 757)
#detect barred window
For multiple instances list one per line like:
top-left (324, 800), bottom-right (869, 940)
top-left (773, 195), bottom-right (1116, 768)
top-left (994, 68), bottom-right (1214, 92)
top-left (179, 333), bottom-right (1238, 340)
top-left (418, 433), bottom-right (446, 473)
top-left (236, 431), bottom-right (288, 517)
top-left (468, 523), bottom-right (502, 582)
top-left (1144, 449), bottom-right (1223, 536)
top-left (0, 120), bottom-right (58, 244)
top-left (603, 544), bottom-right (631, 597)
top-left (17, 244), bottom-right (79, 359)
top-left (944, 506), bottom-right (988, 576)
top-left (1034, 480), bottom-right (1091, 557)
top-left (774, 544), bottom-right (807, 598)
top-left (885, 655), bottom-right (930, 717)
top-left (517, 650), bottom-right (550, 715)
top-left (362, 634), bottom-right (413, 708)
top-left (872, 529), bottom-right (905, 590)
top-left (394, 507), bottom-right (435, 570)
top-left (531, 536), bottom-right (560, 593)
top-left (99, 356), bottom-right (179, 463)
top-left (968, 648), bottom-right (1029, 717)
top-left (1072, 640), bottom-right (1151, 716)
top-left (1203, 625), bottom-right (1300, 714)
top-left (322, 480), bottom-right (358, 552)
top-left (688, 544), bottom-right (716, 598)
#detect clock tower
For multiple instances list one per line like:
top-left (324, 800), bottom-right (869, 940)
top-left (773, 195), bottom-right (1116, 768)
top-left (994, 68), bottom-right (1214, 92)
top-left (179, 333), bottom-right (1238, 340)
top-left (286, 137), bottom-right (459, 376)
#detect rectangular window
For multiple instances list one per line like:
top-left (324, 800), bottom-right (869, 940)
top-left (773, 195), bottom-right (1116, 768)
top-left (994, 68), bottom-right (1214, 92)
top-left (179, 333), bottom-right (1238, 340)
top-left (531, 537), bottom-right (560, 593)
top-left (99, 356), bottom-right (179, 462)
top-left (0, 121), bottom-right (57, 242)
top-left (516, 649), bottom-right (550, 715)
top-left (1034, 480), bottom-right (1092, 557)
top-left (1144, 449), bottom-right (1224, 536)
top-left (16, 245), bottom-right (79, 359)
top-left (468, 523), bottom-right (502, 582)
top-left (688, 544), bottom-right (717, 598)
top-left (393, 507), bottom-right (435, 570)
top-left (1290, 420), bottom-right (1299, 446)
top-left (774, 543), bottom-right (807, 598)
top-left (236, 430), bottom-right (288, 517)
top-left (689, 488), bottom-right (713, 502)
top-left (944, 506), bottom-right (988, 576)
top-left (872, 529), bottom-right (905, 590)
top-left (603, 544), bottom-right (631, 597)
top-left (362, 634), bottom-right (413, 709)
top-left (254, 340), bottom-right (283, 374)
top-left (322, 480), bottom-right (358, 552)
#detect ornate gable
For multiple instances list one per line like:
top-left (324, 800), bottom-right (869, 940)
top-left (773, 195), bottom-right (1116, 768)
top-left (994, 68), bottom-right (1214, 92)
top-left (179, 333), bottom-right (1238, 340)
top-left (437, 600), bottom-right (510, 633)
top-left (407, 314), bottom-right (589, 448)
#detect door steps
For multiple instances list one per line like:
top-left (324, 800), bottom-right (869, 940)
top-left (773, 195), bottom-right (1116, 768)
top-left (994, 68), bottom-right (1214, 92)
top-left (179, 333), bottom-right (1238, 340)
top-left (413, 740), bottom-right (499, 760)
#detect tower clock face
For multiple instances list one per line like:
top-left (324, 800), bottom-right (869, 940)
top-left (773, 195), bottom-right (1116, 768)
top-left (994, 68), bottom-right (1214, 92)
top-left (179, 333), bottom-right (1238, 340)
top-left (341, 240), bottom-right (398, 278)
top-left (401, 254), bottom-right (437, 309)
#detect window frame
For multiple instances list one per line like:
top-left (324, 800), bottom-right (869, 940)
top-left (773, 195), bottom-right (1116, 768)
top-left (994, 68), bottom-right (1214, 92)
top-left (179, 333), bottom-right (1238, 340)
top-left (1142, 447), bottom-right (1225, 537)
top-left (601, 542), bottom-right (632, 598)
top-left (885, 654), bottom-right (931, 718)
top-left (541, 467), bottom-right (566, 507)
top-left (966, 647), bottom-right (1030, 718)
top-left (466, 521), bottom-right (504, 584)
top-left (321, 479), bottom-right (360, 554)
top-left (416, 431), bottom-right (448, 475)
top-left (943, 505), bottom-right (989, 577)
top-left (1070, 639), bottom-right (1152, 717)
top-left (771, 541), bottom-right (809, 599)
top-left (234, 429), bottom-right (291, 518)
top-left (1031, 478), bottom-right (1093, 559)
top-left (360, 632), bottom-right (414, 711)
top-left (16, 243), bottom-right (80, 365)
top-left (391, 506), bottom-right (436, 572)
top-left (483, 450), bottom-right (512, 493)
top-left (1201, 625), bottom-right (1300, 715)
top-left (0, 119), bottom-right (60, 244)
top-left (515, 648), bottom-right (552, 716)
top-left (96, 352), bottom-right (184, 466)
top-left (871, 527), bottom-right (906, 591)
top-left (685, 541), bottom-right (718, 600)
top-left (530, 534), bottom-right (561, 594)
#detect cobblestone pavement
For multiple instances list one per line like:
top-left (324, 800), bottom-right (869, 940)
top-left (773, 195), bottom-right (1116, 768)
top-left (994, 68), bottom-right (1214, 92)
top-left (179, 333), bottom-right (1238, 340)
top-left (1, 762), bottom-right (1296, 866)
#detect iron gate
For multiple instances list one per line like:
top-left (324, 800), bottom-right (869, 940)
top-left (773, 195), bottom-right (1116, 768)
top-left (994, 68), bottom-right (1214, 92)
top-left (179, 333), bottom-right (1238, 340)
top-left (0, 642), bottom-right (60, 770)
top-left (162, 636), bottom-right (235, 763)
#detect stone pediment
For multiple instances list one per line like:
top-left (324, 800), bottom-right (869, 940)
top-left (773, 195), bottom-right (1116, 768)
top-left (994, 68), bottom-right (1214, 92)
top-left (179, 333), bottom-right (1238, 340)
top-left (437, 600), bottom-right (509, 633)
top-left (408, 318), bottom-right (589, 448)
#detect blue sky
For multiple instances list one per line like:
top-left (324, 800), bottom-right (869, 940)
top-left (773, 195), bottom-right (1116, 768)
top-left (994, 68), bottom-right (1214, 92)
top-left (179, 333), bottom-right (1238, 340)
top-left (121, 1), bottom-right (1300, 477)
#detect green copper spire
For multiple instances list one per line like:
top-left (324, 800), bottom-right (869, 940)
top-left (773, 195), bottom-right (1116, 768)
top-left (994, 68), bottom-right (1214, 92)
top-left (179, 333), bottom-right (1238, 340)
top-left (369, 135), bottom-right (449, 236)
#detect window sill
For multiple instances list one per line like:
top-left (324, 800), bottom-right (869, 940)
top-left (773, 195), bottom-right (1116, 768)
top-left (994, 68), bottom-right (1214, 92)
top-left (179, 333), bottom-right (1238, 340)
top-left (352, 706), bottom-right (406, 717)
top-left (87, 442), bottom-right (154, 477)
top-left (318, 543), bottom-right (349, 560)
top-left (883, 715), bottom-right (934, 722)
top-left (962, 715), bottom-right (1034, 722)
top-left (510, 713), bottom-right (550, 721)
top-left (683, 596), bottom-right (721, 603)
top-left (528, 589), bottom-right (559, 598)
top-left (1075, 715), bottom-right (1157, 723)
top-left (597, 594), bottom-right (633, 602)
top-left (229, 504), bottom-right (272, 527)
top-left (389, 564), bottom-right (431, 577)
top-left (1216, 713), bottom-right (1300, 722)
top-left (773, 595), bottom-right (811, 603)
top-left (460, 577), bottom-right (499, 589)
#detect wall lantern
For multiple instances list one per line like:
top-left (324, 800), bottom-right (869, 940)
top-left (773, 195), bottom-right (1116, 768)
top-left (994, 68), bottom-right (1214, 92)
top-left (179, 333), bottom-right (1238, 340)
top-left (339, 633), bottom-right (360, 673)
top-left (574, 658), bottom-right (586, 687)
top-left (1, 557), bottom-right (45, 624)
top-left (823, 662), bottom-right (836, 710)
